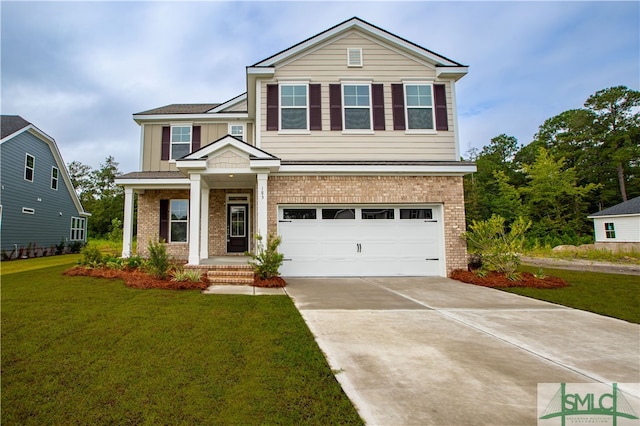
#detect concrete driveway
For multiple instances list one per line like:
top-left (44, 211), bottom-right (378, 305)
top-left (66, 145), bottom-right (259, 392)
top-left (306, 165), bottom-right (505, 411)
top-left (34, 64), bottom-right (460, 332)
top-left (285, 277), bottom-right (640, 425)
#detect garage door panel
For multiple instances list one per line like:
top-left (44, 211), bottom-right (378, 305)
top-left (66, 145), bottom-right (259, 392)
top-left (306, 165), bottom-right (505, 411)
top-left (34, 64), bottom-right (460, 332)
top-left (278, 206), bottom-right (444, 277)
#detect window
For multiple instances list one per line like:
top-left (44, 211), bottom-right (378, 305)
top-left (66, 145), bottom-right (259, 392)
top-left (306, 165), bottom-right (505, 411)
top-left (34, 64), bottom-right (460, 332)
top-left (362, 209), bottom-right (394, 219)
top-left (25, 154), bottom-right (34, 182)
top-left (170, 200), bottom-right (188, 242)
top-left (604, 222), bottom-right (616, 239)
top-left (170, 126), bottom-right (191, 159)
top-left (283, 209), bottom-right (317, 220)
top-left (322, 209), bottom-right (355, 219)
top-left (280, 84), bottom-right (308, 130)
top-left (70, 217), bottom-right (85, 241)
top-left (343, 85), bottom-right (371, 130)
top-left (51, 167), bottom-right (59, 190)
top-left (405, 84), bottom-right (434, 130)
top-left (229, 124), bottom-right (245, 140)
top-left (229, 206), bottom-right (246, 237)
top-left (400, 209), bottom-right (433, 219)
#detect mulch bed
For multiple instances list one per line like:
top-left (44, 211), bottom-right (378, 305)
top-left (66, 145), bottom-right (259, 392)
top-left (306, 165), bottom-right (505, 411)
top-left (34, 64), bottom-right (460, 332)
top-left (253, 275), bottom-right (287, 288)
top-left (449, 269), bottom-right (569, 289)
top-left (64, 267), bottom-right (208, 290)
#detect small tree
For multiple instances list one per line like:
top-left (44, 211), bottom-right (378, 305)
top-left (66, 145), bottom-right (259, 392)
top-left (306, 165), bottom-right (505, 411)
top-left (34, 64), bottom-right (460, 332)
top-left (463, 215), bottom-right (530, 276)
top-left (146, 238), bottom-right (170, 279)
top-left (245, 234), bottom-right (284, 280)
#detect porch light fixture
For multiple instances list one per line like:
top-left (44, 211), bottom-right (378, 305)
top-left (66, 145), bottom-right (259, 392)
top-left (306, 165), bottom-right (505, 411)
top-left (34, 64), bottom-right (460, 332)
top-left (229, 174), bottom-right (234, 178)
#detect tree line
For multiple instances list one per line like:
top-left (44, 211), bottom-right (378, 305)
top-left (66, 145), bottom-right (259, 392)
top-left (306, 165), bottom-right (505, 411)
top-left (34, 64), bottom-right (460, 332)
top-left (464, 85), bottom-right (640, 247)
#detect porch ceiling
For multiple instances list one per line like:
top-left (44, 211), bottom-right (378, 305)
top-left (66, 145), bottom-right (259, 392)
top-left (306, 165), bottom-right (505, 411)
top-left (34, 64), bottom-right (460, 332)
top-left (202, 173), bottom-right (256, 189)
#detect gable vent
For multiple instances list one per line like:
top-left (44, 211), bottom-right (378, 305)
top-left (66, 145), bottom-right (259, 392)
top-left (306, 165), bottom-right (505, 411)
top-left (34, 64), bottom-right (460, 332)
top-left (347, 48), bottom-right (363, 67)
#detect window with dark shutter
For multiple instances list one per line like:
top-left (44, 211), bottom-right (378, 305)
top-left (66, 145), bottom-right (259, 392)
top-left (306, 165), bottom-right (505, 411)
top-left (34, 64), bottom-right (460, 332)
top-left (329, 84), bottom-right (342, 130)
top-left (309, 84), bottom-right (322, 130)
top-left (434, 84), bottom-right (448, 131)
top-left (266, 84), bottom-right (278, 131)
top-left (159, 199), bottom-right (169, 242)
top-left (391, 84), bottom-right (406, 130)
top-left (161, 127), bottom-right (170, 160)
top-left (192, 126), bottom-right (201, 151)
top-left (372, 84), bottom-right (385, 130)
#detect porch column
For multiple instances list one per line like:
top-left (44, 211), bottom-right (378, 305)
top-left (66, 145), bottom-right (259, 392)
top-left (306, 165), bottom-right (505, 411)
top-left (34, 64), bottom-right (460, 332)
top-left (122, 187), bottom-right (134, 258)
top-left (188, 174), bottom-right (202, 265)
top-left (256, 173), bottom-right (269, 243)
top-left (199, 185), bottom-right (210, 260)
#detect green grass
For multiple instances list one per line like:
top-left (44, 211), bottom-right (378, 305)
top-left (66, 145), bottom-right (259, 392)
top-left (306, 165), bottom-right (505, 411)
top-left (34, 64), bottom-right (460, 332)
top-left (1, 259), bottom-right (362, 425)
top-left (525, 246), bottom-right (640, 264)
top-left (504, 265), bottom-right (640, 324)
top-left (1, 254), bottom-right (81, 274)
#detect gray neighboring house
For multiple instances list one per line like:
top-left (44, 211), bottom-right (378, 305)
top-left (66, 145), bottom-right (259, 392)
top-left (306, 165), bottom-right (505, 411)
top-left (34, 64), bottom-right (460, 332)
top-left (588, 196), bottom-right (640, 253)
top-left (0, 115), bottom-right (89, 257)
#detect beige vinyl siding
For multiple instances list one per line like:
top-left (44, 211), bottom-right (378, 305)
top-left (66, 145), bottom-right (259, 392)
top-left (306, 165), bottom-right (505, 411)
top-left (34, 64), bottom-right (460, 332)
top-left (142, 122), bottom-right (254, 171)
top-left (226, 100), bottom-right (248, 112)
top-left (259, 31), bottom-right (457, 161)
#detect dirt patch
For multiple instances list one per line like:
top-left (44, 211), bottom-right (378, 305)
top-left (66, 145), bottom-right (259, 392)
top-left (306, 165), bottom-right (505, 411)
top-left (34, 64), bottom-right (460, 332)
top-left (253, 275), bottom-right (287, 288)
top-left (64, 267), bottom-right (208, 290)
top-left (449, 269), bottom-right (569, 289)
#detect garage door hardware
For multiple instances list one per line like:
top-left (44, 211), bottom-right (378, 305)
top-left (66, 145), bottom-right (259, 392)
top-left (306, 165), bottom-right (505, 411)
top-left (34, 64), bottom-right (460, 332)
top-left (425, 220), bottom-right (438, 222)
top-left (356, 243), bottom-right (362, 253)
top-left (425, 258), bottom-right (439, 261)
top-left (279, 220), bottom-right (292, 223)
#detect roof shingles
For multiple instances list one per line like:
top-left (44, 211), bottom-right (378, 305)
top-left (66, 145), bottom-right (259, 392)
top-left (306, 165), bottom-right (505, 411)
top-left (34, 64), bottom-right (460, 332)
top-left (135, 104), bottom-right (220, 115)
top-left (1, 115), bottom-right (31, 139)
top-left (590, 196), bottom-right (640, 217)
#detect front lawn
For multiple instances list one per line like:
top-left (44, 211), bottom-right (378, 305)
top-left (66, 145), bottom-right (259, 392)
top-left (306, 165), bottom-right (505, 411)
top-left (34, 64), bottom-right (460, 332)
top-left (504, 265), bottom-right (640, 324)
top-left (1, 260), bottom-right (362, 425)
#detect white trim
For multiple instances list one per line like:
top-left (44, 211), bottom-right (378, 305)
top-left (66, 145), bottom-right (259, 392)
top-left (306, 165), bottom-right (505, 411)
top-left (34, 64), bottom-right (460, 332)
top-left (22, 207), bottom-right (35, 214)
top-left (228, 123), bottom-right (246, 140)
top-left (342, 82), bottom-right (373, 132)
top-left (253, 18), bottom-right (462, 68)
top-left (403, 83), bottom-right (436, 132)
top-left (182, 135), bottom-right (277, 161)
top-left (133, 113), bottom-right (249, 123)
top-left (347, 48), bottom-right (363, 67)
top-left (209, 93), bottom-right (247, 113)
top-left (51, 166), bottom-right (59, 190)
top-left (276, 164), bottom-right (476, 174)
top-left (588, 213), bottom-right (640, 219)
top-left (139, 124), bottom-right (145, 170)
top-left (451, 81), bottom-right (461, 160)
top-left (279, 82), bottom-right (310, 132)
top-left (169, 124), bottom-right (192, 160)
top-left (24, 153), bottom-right (35, 182)
top-left (255, 79), bottom-right (262, 148)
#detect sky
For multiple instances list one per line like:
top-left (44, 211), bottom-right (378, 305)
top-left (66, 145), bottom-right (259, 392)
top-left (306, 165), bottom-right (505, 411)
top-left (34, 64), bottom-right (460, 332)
top-left (1, 1), bottom-right (638, 174)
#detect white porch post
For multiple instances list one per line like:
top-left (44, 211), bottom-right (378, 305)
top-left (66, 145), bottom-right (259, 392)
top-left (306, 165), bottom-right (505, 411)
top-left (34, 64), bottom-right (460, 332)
top-left (188, 174), bottom-right (202, 265)
top-left (199, 185), bottom-right (209, 260)
top-left (256, 173), bottom-right (269, 244)
top-left (122, 187), bottom-right (134, 258)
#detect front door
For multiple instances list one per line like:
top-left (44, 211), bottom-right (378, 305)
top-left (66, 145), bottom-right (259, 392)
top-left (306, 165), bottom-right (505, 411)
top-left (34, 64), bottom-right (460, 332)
top-left (227, 204), bottom-right (248, 253)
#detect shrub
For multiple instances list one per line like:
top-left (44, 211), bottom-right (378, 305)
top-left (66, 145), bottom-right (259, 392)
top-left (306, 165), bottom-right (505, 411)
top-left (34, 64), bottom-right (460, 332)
top-left (56, 239), bottom-right (66, 255)
top-left (171, 267), bottom-right (203, 282)
top-left (245, 234), bottom-right (284, 280)
top-left (463, 215), bottom-right (530, 275)
top-left (68, 241), bottom-right (84, 254)
top-left (146, 239), bottom-right (170, 279)
top-left (79, 243), bottom-right (103, 267)
top-left (125, 255), bottom-right (144, 270)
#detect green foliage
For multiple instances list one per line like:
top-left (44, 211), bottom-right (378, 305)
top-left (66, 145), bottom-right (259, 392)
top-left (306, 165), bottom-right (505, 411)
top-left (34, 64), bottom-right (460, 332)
top-left (108, 218), bottom-right (123, 244)
top-left (68, 241), bottom-right (84, 254)
top-left (55, 239), bottom-right (66, 255)
top-left (171, 267), bottom-right (203, 282)
top-left (463, 215), bottom-right (530, 275)
top-left (125, 255), bottom-right (144, 270)
top-left (79, 243), bottom-right (103, 267)
top-left (146, 239), bottom-right (170, 279)
top-left (245, 234), bottom-right (285, 279)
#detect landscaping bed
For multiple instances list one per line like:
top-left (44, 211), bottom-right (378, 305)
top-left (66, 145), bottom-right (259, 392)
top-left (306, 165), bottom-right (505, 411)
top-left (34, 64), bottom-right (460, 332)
top-left (64, 266), bottom-right (208, 290)
top-left (450, 269), bottom-right (569, 289)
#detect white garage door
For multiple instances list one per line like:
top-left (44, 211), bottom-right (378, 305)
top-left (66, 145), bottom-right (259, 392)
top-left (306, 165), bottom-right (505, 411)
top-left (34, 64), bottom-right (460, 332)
top-left (278, 206), bottom-right (444, 277)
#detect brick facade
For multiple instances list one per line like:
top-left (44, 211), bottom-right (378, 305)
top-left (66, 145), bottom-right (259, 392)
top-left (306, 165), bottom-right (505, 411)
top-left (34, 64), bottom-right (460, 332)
top-left (136, 188), bottom-right (253, 258)
top-left (266, 175), bottom-right (468, 274)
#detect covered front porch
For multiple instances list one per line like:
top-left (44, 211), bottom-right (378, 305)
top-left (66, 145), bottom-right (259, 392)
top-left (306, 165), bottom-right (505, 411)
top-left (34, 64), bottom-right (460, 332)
top-left (118, 135), bottom-right (281, 265)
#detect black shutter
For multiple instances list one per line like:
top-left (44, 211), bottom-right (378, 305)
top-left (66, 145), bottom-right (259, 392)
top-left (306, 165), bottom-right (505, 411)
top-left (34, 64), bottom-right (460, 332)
top-left (391, 84), bottom-right (405, 130)
top-left (329, 84), bottom-right (342, 131)
top-left (266, 84), bottom-right (278, 131)
top-left (161, 126), bottom-right (170, 160)
top-left (309, 84), bottom-right (322, 130)
top-left (372, 84), bottom-right (385, 131)
top-left (434, 84), bottom-right (448, 131)
top-left (159, 199), bottom-right (169, 242)
top-left (192, 126), bottom-right (201, 151)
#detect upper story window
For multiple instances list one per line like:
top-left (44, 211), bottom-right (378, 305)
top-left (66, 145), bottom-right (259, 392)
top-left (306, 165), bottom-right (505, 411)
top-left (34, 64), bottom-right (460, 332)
top-left (343, 84), bottom-right (371, 130)
top-left (280, 84), bottom-right (308, 130)
top-left (171, 126), bottom-right (191, 159)
top-left (229, 124), bottom-right (245, 140)
top-left (405, 84), bottom-right (434, 130)
top-left (51, 167), bottom-right (59, 190)
top-left (24, 154), bottom-right (35, 182)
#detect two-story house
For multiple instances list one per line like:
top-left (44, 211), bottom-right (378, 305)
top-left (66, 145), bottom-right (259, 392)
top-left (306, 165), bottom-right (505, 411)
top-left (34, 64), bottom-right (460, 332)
top-left (116, 17), bottom-right (475, 277)
top-left (1, 115), bottom-right (89, 256)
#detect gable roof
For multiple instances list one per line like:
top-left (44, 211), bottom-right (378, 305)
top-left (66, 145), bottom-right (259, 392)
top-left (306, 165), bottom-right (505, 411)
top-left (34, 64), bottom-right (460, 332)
top-left (251, 17), bottom-right (467, 70)
top-left (1, 115), bottom-right (31, 139)
top-left (589, 196), bottom-right (640, 217)
top-left (0, 115), bottom-right (89, 217)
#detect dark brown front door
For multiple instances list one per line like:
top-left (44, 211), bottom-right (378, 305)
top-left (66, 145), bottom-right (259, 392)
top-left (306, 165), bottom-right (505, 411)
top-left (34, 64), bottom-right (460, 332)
top-left (227, 204), bottom-right (248, 253)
